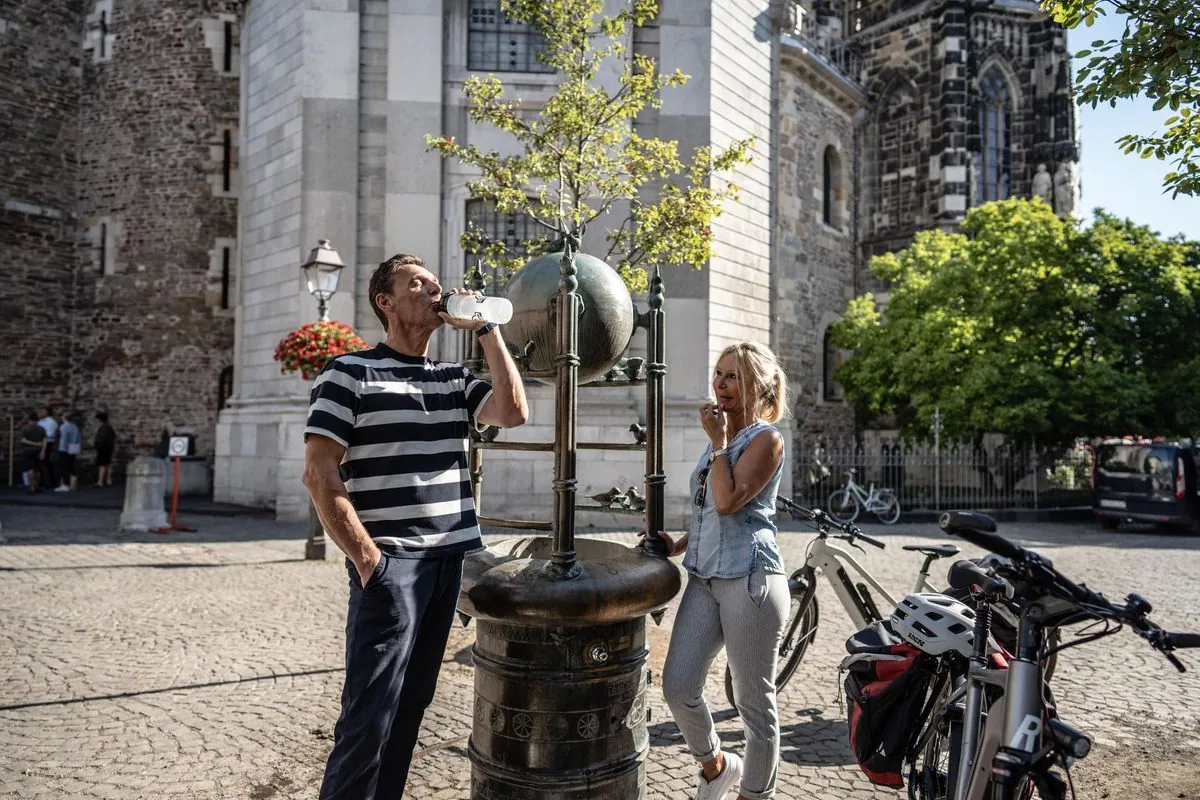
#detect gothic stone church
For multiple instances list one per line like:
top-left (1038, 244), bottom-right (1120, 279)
top-left (1, 0), bottom-right (1077, 518)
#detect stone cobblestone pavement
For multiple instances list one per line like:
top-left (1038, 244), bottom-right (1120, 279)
top-left (1, 506), bottom-right (1198, 799)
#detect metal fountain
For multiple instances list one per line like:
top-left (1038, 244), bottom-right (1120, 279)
top-left (457, 232), bottom-right (681, 799)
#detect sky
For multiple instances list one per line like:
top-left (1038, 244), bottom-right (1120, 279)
top-left (1068, 14), bottom-right (1198, 240)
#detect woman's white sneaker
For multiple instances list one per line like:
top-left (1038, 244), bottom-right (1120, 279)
top-left (695, 751), bottom-right (742, 800)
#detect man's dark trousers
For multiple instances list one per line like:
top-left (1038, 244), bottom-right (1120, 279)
top-left (319, 550), bottom-right (464, 799)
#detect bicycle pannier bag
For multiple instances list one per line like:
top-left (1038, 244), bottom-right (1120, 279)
top-left (840, 620), bottom-right (936, 788)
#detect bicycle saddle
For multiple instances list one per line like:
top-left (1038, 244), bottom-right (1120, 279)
top-left (901, 544), bottom-right (961, 559)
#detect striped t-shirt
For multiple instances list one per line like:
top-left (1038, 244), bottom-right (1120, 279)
top-left (303, 343), bottom-right (493, 558)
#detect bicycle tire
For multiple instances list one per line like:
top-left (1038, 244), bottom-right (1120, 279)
top-left (724, 572), bottom-right (820, 710)
top-left (876, 497), bottom-right (901, 525)
top-left (908, 701), bottom-right (960, 800)
top-left (827, 489), bottom-right (860, 523)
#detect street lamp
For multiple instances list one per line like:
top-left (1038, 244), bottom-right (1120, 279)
top-left (301, 238), bottom-right (345, 322)
top-left (302, 238), bottom-right (344, 561)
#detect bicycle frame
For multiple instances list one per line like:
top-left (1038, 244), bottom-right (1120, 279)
top-left (840, 473), bottom-right (893, 512)
top-left (801, 535), bottom-right (939, 631)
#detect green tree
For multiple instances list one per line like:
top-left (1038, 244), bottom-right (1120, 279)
top-left (833, 198), bottom-right (1200, 443)
top-left (1043, 0), bottom-right (1200, 196)
top-left (425, 0), bottom-right (751, 293)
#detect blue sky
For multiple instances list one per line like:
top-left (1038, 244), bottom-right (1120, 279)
top-left (1068, 14), bottom-right (1198, 240)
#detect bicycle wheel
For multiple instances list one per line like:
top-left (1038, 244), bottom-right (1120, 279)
top-left (826, 488), bottom-right (860, 523)
top-left (876, 497), bottom-right (901, 525)
top-left (908, 678), bottom-right (962, 800)
top-left (725, 571), bottom-right (820, 710)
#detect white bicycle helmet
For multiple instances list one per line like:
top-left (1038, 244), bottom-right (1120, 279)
top-left (890, 593), bottom-right (978, 657)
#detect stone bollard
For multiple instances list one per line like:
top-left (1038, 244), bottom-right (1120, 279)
top-left (120, 456), bottom-right (169, 531)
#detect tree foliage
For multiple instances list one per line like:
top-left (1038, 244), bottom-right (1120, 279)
top-left (1042, 0), bottom-right (1200, 196)
top-left (833, 198), bottom-right (1200, 444)
top-left (425, 0), bottom-right (752, 293)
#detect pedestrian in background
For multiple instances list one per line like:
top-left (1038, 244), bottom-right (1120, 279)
top-left (55, 412), bottom-right (82, 492)
top-left (19, 411), bottom-right (46, 494)
top-left (654, 341), bottom-right (792, 800)
top-left (36, 406), bottom-right (59, 490)
top-left (93, 411), bottom-right (116, 487)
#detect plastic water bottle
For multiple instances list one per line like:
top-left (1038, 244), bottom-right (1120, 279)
top-left (439, 293), bottom-right (513, 325)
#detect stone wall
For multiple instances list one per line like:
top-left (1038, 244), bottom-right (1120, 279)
top-left (70, 0), bottom-right (240, 469)
top-left (775, 47), bottom-right (861, 487)
top-left (0, 0), bottom-right (84, 477)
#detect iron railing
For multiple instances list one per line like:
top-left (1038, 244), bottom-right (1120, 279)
top-left (794, 437), bottom-right (1095, 512)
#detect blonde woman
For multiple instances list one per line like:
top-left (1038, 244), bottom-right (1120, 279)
top-left (656, 341), bottom-right (791, 800)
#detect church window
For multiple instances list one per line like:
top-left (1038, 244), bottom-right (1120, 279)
top-left (222, 129), bottom-right (233, 193)
top-left (464, 199), bottom-right (540, 295)
top-left (220, 247), bottom-right (232, 310)
top-left (467, 0), bottom-right (554, 73)
top-left (823, 326), bottom-right (843, 402)
top-left (218, 366), bottom-right (234, 412)
top-left (223, 21), bottom-right (234, 73)
top-left (822, 145), bottom-right (843, 228)
top-left (98, 222), bottom-right (108, 274)
top-left (99, 12), bottom-right (108, 58)
top-left (978, 69), bottom-right (1012, 203)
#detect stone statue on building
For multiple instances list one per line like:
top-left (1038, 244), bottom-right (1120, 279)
top-left (1053, 159), bottom-right (1079, 218)
top-left (1031, 163), bottom-right (1053, 206)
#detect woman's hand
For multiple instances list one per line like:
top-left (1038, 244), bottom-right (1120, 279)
top-left (654, 531), bottom-right (687, 557)
top-left (698, 403), bottom-right (727, 448)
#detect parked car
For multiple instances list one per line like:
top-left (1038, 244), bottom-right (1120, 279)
top-left (1093, 439), bottom-right (1199, 534)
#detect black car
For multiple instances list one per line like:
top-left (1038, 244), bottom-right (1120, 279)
top-left (1093, 440), bottom-right (1200, 534)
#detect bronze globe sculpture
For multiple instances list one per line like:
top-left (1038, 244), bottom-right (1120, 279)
top-left (503, 250), bottom-right (637, 384)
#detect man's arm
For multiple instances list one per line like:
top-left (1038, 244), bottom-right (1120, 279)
top-left (302, 434), bottom-right (380, 587)
top-left (475, 327), bottom-right (528, 429)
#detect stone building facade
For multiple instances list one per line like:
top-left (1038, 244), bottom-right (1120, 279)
top-left (0, 0), bottom-right (242, 478)
top-left (1, 0), bottom-right (1076, 512)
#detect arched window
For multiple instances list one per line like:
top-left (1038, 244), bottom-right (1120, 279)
top-left (822, 145), bottom-right (843, 228)
top-left (822, 326), bottom-right (843, 401)
top-left (978, 69), bottom-right (1012, 204)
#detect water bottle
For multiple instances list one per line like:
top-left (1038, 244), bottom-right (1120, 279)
top-left (438, 293), bottom-right (513, 325)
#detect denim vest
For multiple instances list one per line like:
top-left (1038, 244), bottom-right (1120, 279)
top-left (683, 421), bottom-right (786, 579)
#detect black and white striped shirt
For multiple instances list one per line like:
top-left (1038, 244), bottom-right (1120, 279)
top-left (304, 344), bottom-right (493, 558)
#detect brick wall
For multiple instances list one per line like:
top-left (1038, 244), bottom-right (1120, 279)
top-left (71, 0), bottom-right (241, 469)
top-left (0, 0), bottom-right (84, 481)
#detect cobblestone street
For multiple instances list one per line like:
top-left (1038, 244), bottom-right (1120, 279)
top-left (1, 506), bottom-right (1198, 799)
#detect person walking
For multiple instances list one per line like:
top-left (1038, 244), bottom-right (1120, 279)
top-left (54, 412), bottom-right (82, 492)
top-left (93, 412), bottom-right (116, 487)
top-left (655, 341), bottom-right (792, 800)
top-left (303, 253), bottom-right (527, 800)
top-left (19, 412), bottom-right (46, 494)
top-left (36, 406), bottom-right (59, 490)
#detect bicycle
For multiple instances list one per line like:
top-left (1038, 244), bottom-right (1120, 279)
top-left (906, 511), bottom-right (1200, 800)
top-left (828, 468), bottom-right (901, 525)
top-left (723, 496), bottom-right (963, 709)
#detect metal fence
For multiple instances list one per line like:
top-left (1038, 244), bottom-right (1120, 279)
top-left (793, 437), bottom-right (1095, 512)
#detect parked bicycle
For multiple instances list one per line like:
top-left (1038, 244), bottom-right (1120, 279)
top-left (726, 499), bottom-right (1058, 711)
top-left (828, 468), bottom-right (901, 525)
top-left (903, 511), bottom-right (1200, 800)
top-left (723, 497), bottom-right (963, 709)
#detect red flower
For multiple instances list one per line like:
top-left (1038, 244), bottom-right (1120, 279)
top-left (274, 321), bottom-right (368, 380)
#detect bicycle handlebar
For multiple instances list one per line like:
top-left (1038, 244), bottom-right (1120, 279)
top-left (776, 497), bottom-right (886, 549)
top-left (937, 510), bottom-right (1197, 672)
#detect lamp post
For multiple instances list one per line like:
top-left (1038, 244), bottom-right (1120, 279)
top-left (302, 238), bottom-right (345, 560)
top-left (301, 238), bottom-right (346, 322)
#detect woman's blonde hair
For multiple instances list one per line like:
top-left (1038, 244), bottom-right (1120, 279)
top-left (716, 341), bottom-right (791, 424)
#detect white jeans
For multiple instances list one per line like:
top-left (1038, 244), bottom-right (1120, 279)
top-left (662, 569), bottom-right (790, 800)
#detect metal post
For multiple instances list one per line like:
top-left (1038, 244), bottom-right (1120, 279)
top-left (643, 266), bottom-right (667, 547)
top-left (933, 405), bottom-right (942, 511)
top-left (551, 234), bottom-right (581, 579)
top-left (1031, 436), bottom-right (1039, 510)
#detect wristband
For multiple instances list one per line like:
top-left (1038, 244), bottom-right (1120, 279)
top-left (475, 322), bottom-right (498, 339)
top-left (711, 446), bottom-right (728, 459)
